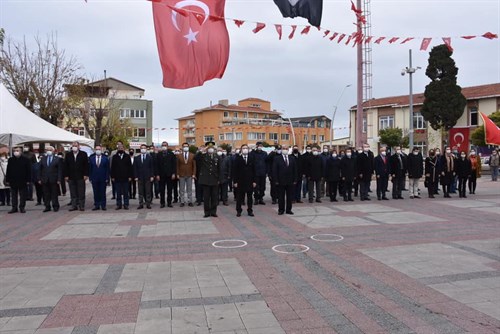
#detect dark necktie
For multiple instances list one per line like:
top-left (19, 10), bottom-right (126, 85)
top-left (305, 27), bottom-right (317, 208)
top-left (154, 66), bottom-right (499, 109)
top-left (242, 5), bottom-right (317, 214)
top-left (48, 156), bottom-right (52, 166)
top-left (285, 155), bottom-right (289, 166)
top-left (97, 156), bottom-right (100, 167)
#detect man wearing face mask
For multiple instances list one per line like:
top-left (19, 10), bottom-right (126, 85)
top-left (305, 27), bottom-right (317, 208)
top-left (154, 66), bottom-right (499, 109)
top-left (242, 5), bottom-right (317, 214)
top-left (439, 146), bottom-right (456, 198)
top-left (407, 147), bottom-right (424, 199)
top-left (305, 146), bottom-right (324, 203)
top-left (450, 146), bottom-right (460, 194)
top-left (88, 145), bottom-right (109, 211)
top-left (134, 144), bottom-right (155, 209)
top-left (176, 143), bottom-right (196, 207)
top-left (218, 147), bottom-right (231, 206)
top-left (290, 145), bottom-right (304, 203)
top-left (250, 142), bottom-right (267, 205)
top-left (233, 144), bottom-right (257, 217)
top-left (340, 148), bottom-right (357, 201)
top-left (374, 147), bottom-right (390, 200)
top-left (433, 148), bottom-right (442, 195)
top-left (5, 147), bottom-right (31, 213)
top-left (111, 143), bottom-right (133, 210)
top-left (272, 145), bottom-right (297, 215)
top-left (320, 145), bottom-right (330, 197)
top-left (455, 151), bottom-right (472, 198)
top-left (424, 149), bottom-right (439, 198)
top-left (468, 150), bottom-right (481, 194)
top-left (156, 141), bottom-right (177, 208)
top-left (267, 145), bottom-right (282, 204)
top-left (198, 142), bottom-right (220, 217)
top-left (194, 146), bottom-right (205, 205)
top-left (301, 145), bottom-right (312, 199)
top-left (128, 150), bottom-right (137, 200)
top-left (356, 144), bottom-right (375, 201)
top-left (488, 149), bottom-right (499, 182)
top-left (389, 146), bottom-right (407, 199)
top-left (38, 146), bottom-right (63, 212)
top-left (0, 152), bottom-right (10, 207)
top-left (109, 141), bottom-right (123, 200)
top-left (325, 150), bottom-right (341, 202)
top-left (64, 142), bottom-right (89, 211)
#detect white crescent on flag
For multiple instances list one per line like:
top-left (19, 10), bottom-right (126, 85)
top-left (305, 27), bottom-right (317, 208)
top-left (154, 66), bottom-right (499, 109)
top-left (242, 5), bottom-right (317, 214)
top-left (171, 0), bottom-right (209, 31)
top-left (453, 132), bottom-right (465, 144)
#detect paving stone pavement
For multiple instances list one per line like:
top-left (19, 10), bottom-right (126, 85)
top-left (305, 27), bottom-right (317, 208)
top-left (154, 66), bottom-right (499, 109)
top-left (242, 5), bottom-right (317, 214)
top-left (0, 179), bottom-right (499, 333)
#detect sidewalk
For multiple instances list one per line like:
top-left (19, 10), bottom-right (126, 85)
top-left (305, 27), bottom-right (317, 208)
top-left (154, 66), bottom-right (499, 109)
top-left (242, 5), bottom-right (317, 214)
top-left (0, 178), bottom-right (499, 333)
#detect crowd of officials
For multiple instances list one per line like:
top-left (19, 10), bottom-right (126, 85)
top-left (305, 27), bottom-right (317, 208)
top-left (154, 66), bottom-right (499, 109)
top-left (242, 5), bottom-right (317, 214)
top-left (0, 141), bottom-right (498, 217)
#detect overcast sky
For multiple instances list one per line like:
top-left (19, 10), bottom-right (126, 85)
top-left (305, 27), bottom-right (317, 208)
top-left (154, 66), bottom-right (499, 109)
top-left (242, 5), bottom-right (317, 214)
top-left (1, 0), bottom-right (499, 144)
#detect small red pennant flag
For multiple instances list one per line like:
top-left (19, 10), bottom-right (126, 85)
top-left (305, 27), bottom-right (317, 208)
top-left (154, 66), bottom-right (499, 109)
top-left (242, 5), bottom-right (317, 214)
top-left (301, 26), bottom-right (311, 35)
top-left (401, 37), bottom-right (414, 44)
top-left (442, 37), bottom-right (453, 52)
top-left (329, 32), bottom-right (339, 41)
top-left (168, 5), bottom-right (188, 17)
top-left (289, 25), bottom-right (297, 39)
top-left (234, 19), bottom-right (245, 28)
top-left (388, 37), bottom-right (399, 44)
top-left (193, 12), bottom-right (205, 26)
top-left (345, 34), bottom-right (353, 45)
top-left (350, 0), bottom-right (362, 14)
top-left (253, 22), bottom-right (266, 34)
top-left (374, 36), bottom-right (386, 44)
top-left (365, 36), bottom-right (373, 44)
top-left (323, 30), bottom-right (330, 38)
top-left (337, 33), bottom-right (346, 43)
top-left (461, 35), bottom-right (476, 40)
top-left (275, 24), bottom-right (283, 40)
top-left (482, 32), bottom-right (498, 39)
top-left (209, 15), bottom-right (224, 22)
top-left (420, 38), bottom-right (432, 51)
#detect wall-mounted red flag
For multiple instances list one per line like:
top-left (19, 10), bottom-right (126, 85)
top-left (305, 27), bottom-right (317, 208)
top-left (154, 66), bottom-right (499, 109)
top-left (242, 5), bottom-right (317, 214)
top-left (449, 127), bottom-right (470, 152)
top-left (479, 112), bottom-right (500, 145)
top-left (152, 0), bottom-right (230, 89)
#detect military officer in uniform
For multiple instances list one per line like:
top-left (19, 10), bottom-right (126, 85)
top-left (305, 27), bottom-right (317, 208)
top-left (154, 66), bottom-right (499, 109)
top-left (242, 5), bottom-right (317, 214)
top-left (198, 142), bottom-right (220, 218)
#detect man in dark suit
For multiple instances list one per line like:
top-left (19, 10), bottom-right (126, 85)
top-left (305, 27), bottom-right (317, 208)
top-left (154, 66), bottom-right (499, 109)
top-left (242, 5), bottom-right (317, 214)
top-left (389, 146), bottom-right (407, 199)
top-left (374, 147), bottom-right (390, 200)
top-left (64, 141), bottom-right (89, 211)
top-left (233, 144), bottom-right (256, 217)
top-left (305, 146), bottom-right (324, 203)
top-left (272, 145), bottom-right (297, 215)
top-left (340, 148), bottom-right (357, 201)
top-left (89, 145), bottom-right (110, 211)
top-left (134, 144), bottom-right (155, 209)
top-left (6, 146), bottom-right (31, 213)
top-left (111, 143), bottom-right (133, 210)
top-left (38, 146), bottom-right (63, 212)
top-left (357, 143), bottom-right (375, 201)
top-left (156, 141), bottom-right (177, 208)
top-left (250, 142), bottom-right (267, 205)
top-left (198, 142), bottom-right (220, 218)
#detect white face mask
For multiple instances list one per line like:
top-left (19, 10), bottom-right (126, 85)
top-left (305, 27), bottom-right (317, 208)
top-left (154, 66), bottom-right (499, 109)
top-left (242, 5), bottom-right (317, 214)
top-left (242, 149), bottom-right (249, 155)
top-left (363, 147), bottom-right (369, 152)
top-left (357, 150), bottom-right (363, 154)
top-left (332, 154), bottom-right (338, 158)
top-left (277, 150), bottom-right (282, 155)
top-left (23, 147), bottom-right (29, 152)
top-left (470, 151), bottom-right (476, 155)
top-left (161, 146), bottom-right (167, 151)
top-left (323, 149), bottom-right (328, 153)
top-left (46, 151), bottom-right (53, 156)
top-left (183, 147), bottom-right (189, 152)
top-left (13, 151), bottom-right (21, 157)
top-left (306, 149), bottom-right (312, 153)
top-left (346, 153), bottom-right (352, 158)
top-left (207, 148), bottom-right (215, 154)
top-left (282, 149), bottom-right (289, 155)
top-left (396, 150), bottom-right (401, 154)
top-left (446, 149), bottom-right (451, 154)
top-left (94, 150), bottom-right (101, 156)
top-left (140, 148), bottom-right (147, 154)
top-left (217, 151), bottom-right (223, 156)
top-left (312, 151), bottom-right (319, 156)
top-left (0, 157), bottom-right (6, 161)
top-left (381, 151), bottom-right (386, 156)
top-left (257, 147), bottom-right (262, 151)
top-left (72, 146), bottom-right (78, 153)
top-left (236, 150), bottom-right (240, 154)
top-left (413, 151), bottom-right (418, 155)
top-left (461, 155), bottom-right (466, 158)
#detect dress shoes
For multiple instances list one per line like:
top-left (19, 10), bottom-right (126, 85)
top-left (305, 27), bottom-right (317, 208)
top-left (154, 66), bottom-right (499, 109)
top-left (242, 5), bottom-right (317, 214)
top-left (315, 199), bottom-right (322, 203)
top-left (123, 206), bottom-right (129, 210)
top-left (248, 212), bottom-right (254, 217)
top-left (278, 211), bottom-right (284, 215)
top-left (286, 211), bottom-right (294, 215)
top-left (20, 208), bottom-right (26, 213)
top-left (146, 204), bottom-right (152, 209)
top-left (223, 201), bottom-right (229, 206)
top-left (8, 209), bottom-right (18, 214)
top-left (382, 197), bottom-right (389, 200)
top-left (43, 208), bottom-right (52, 212)
top-left (167, 204), bottom-right (173, 208)
top-left (188, 203), bottom-right (194, 207)
top-left (180, 203), bottom-right (185, 207)
top-left (69, 207), bottom-right (78, 212)
top-left (53, 207), bottom-right (59, 212)
top-left (115, 206), bottom-right (122, 210)
top-left (160, 204), bottom-right (165, 208)
top-left (92, 207), bottom-right (100, 211)
top-left (211, 213), bottom-right (218, 217)
top-left (79, 207), bottom-right (85, 211)
top-left (259, 200), bottom-right (265, 205)
top-left (236, 212), bottom-right (241, 217)
top-left (203, 214), bottom-right (210, 218)
top-left (137, 205), bottom-right (144, 209)
top-left (296, 200), bottom-right (303, 203)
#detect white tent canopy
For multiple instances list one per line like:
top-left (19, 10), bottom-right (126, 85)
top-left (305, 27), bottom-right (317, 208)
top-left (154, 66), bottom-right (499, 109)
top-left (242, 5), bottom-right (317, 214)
top-left (0, 83), bottom-right (94, 148)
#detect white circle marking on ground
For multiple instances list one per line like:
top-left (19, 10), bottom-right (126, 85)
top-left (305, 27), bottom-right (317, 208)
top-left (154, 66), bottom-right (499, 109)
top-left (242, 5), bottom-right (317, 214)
top-left (310, 234), bottom-right (344, 242)
top-left (212, 240), bottom-right (248, 249)
top-left (272, 244), bottom-right (310, 254)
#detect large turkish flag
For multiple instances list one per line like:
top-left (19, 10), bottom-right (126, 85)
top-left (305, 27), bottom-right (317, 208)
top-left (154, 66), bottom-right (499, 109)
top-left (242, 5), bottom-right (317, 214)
top-left (480, 112), bottom-right (500, 145)
top-left (152, 0), bottom-right (230, 89)
top-left (449, 127), bottom-right (470, 152)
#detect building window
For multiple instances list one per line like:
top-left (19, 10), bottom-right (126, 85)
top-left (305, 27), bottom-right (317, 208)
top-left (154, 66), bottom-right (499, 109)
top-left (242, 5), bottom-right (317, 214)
top-left (311, 135), bottom-right (317, 142)
top-left (247, 132), bottom-right (266, 140)
top-left (363, 117), bottom-right (367, 133)
top-left (319, 135), bottom-right (325, 142)
top-left (120, 108), bottom-right (130, 118)
top-left (413, 112), bottom-right (426, 130)
top-left (470, 107), bottom-right (478, 126)
top-left (120, 109), bottom-right (146, 119)
top-left (303, 134), bottom-right (308, 142)
top-left (233, 112), bottom-right (238, 118)
top-left (317, 120), bottom-right (325, 128)
top-left (204, 135), bottom-right (214, 143)
top-left (132, 128), bottom-right (146, 138)
top-left (243, 112), bottom-right (248, 118)
top-left (379, 115), bottom-right (394, 130)
top-left (223, 111), bottom-right (229, 118)
top-left (219, 134), bottom-right (224, 141)
top-left (254, 113), bottom-right (258, 118)
top-left (250, 103), bottom-right (261, 108)
top-left (235, 132), bottom-right (242, 140)
top-left (281, 133), bottom-right (290, 141)
top-left (69, 127), bottom-right (85, 137)
top-left (269, 133), bottom-right (278, 141)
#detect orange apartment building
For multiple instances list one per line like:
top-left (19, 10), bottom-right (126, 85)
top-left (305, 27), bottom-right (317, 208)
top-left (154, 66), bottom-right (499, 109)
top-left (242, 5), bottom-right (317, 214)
top-left (176, 98), bottom-right (332, 149)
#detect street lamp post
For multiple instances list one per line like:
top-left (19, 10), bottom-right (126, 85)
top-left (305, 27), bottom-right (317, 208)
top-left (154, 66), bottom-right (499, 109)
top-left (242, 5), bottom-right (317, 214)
top-left (401, 49), bottom-right (421, 151)
top-left (331, 84), bottom-right (352, 148)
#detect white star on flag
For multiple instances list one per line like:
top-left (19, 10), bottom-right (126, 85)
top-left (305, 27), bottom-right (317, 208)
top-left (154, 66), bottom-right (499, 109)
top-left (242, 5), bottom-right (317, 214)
top-left (184, 28), bottom-right (199, 45)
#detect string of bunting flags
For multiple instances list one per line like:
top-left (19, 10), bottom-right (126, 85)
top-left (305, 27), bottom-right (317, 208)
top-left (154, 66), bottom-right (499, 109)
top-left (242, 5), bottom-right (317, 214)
top-left (160, 2), bottom-right (497, 52)
top-left (67, 126), bottom-right (352, 131)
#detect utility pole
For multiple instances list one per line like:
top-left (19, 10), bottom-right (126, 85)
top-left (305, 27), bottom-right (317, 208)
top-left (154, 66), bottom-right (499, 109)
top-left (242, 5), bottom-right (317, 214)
top-left (402, 49), bottom-right (420, 151)
top-left (355, 0), bottom-right (364, 148)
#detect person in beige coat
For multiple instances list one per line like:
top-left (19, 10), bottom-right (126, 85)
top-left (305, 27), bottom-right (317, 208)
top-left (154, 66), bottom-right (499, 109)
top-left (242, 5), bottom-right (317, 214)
top-left (176, 143), bottom-right (197, 207)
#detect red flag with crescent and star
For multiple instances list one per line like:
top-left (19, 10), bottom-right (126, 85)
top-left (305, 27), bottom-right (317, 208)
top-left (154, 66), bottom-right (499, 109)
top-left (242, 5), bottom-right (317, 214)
top-left (479, 112), bottom-right (500, 145)
top-left (152, 0), bottom-right (230, 89)
top-left (448, 127), bottom-right (470, 152)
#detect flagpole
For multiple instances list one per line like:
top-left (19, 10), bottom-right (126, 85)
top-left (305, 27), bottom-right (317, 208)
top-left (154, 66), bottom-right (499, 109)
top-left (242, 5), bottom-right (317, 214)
top-left (355, 0), bottom-right (364, 148)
